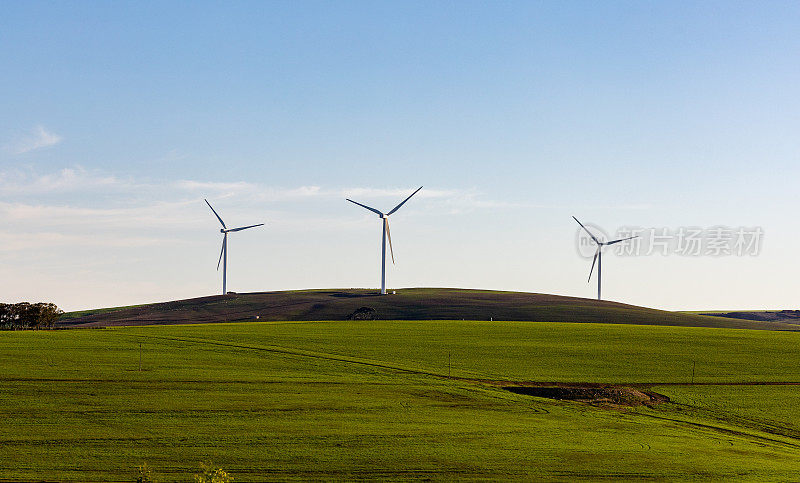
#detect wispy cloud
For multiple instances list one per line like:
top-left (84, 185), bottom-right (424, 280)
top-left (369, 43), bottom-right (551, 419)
top-left (0, 231), bottom-right (183, 252)
top-left (0, 167), bottom-right (122, 195)
top-left (177, 181), bottom-right (328, 201)
top-left (180, 183), bottom-right (458, 203)
top-left (1, 167), bottom-right (481, 207)
top-left (174, 180), bottom-right (257, 194)
top-left (340, 187), bottom-right (456, 199)
top-left (0, 199), bottom-right (206, 228)
top-left (0, 167), bottom-right (532, 237)
top-left (5, 126), bottom-right (63, 155)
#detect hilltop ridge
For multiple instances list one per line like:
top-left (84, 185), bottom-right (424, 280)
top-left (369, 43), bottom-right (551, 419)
top-left (57, 288), bottom-right (797, 330)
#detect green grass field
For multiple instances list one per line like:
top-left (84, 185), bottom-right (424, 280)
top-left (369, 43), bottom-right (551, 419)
top-left (2, 320), bottom-right (800, 481)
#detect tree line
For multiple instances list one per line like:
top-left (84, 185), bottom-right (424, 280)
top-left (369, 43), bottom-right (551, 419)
top-left (0, 302), bottom-right (63, 330)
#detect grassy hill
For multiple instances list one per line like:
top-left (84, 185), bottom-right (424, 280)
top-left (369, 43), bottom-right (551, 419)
top-left (58, 288), bottom-right (797, 330)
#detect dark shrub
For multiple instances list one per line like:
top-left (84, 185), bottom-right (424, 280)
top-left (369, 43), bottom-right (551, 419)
top-left (347, 306), bottom-right (377, 320)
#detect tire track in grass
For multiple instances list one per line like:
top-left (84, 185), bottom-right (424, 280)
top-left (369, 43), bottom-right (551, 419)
top-left (637, 411), bottom-right (800, 450)
top-left (129, 333), bottom-right (800, 390)
top-left (129, 333), bottom-right (473, 380)
top-left (654, 398), bottom-right (800, 442)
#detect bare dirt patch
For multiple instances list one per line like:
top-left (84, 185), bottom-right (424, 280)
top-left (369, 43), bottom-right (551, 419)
top-left (505, 385), bottom-right (669, 408)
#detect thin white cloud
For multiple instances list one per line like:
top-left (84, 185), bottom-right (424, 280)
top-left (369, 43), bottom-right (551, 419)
top-left (3, 167), bottom-right (472, 205)
top-left (5, 126), bottom-right (63, 155)
top-left (428, 188), bottom-right (543, 215)
top-left (0, 167), bottom-right (122, 195)
top-left (174, 180), bottom-right (257, 194)
top-left (0, 231), bottom-right (183, 252)
top-left (177, 182), bottom-right (330, 202)
top-left (0, 167), bottom-right (531, 237)
top-left (340, 187), bottom-right (456, 199)
top-left (188, 184), bottom-right (458, 202)
top-left (289, 185), bottom-right (322, 197)
top-left (0, 200), bottom-right (202, 228)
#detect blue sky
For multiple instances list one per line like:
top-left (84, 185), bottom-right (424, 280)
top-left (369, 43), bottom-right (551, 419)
top-left (2, 1), bottom-right (799, 311)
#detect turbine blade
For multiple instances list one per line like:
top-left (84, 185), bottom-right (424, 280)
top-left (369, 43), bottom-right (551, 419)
top-left (572, 216), bottom-right (599, 245)
top-left (346, 199), bottom-right (383, 217)
top-left (217, 237), bottom-right (226, 271)
top-left (205, 199), bottom-right (227, 229)
top-left (588, 247), bottom-right (600, 282)
top-left (386, 219), bottom-right (395, 265)
top-left (228, 223), bottom-right (265, 232)
top-left (605, 235), bottom-right (638, 246)
top-left (386, 186), bottom-right (423, 215)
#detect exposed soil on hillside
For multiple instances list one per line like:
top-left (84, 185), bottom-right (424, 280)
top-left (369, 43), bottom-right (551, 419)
top-left (504, 385), bottom-right (670, 408)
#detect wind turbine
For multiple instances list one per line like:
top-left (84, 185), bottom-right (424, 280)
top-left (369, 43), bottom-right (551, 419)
top-left (205, 199), bottom-right (264, 295)
top-left (572, 216), bottom-right (637, 301)
top-left (347, 186), bottom-right (423, 295)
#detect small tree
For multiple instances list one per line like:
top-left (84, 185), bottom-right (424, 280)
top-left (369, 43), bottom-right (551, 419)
top-left (194, 462), bottom-right (232, 483)
top-left (136, 463), bottom-right (155, 483)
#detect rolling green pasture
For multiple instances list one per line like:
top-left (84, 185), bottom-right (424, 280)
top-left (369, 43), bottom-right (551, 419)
top-left (2, 321), bottom-right (800, 481)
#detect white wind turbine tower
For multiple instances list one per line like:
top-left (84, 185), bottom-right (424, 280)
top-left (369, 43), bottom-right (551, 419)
top-left (572, 216), bottom-right (637, 301)
top-left (205, 199), bottom-right (264, 295)
top-left (347, 186), bottom-right (423, 295)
